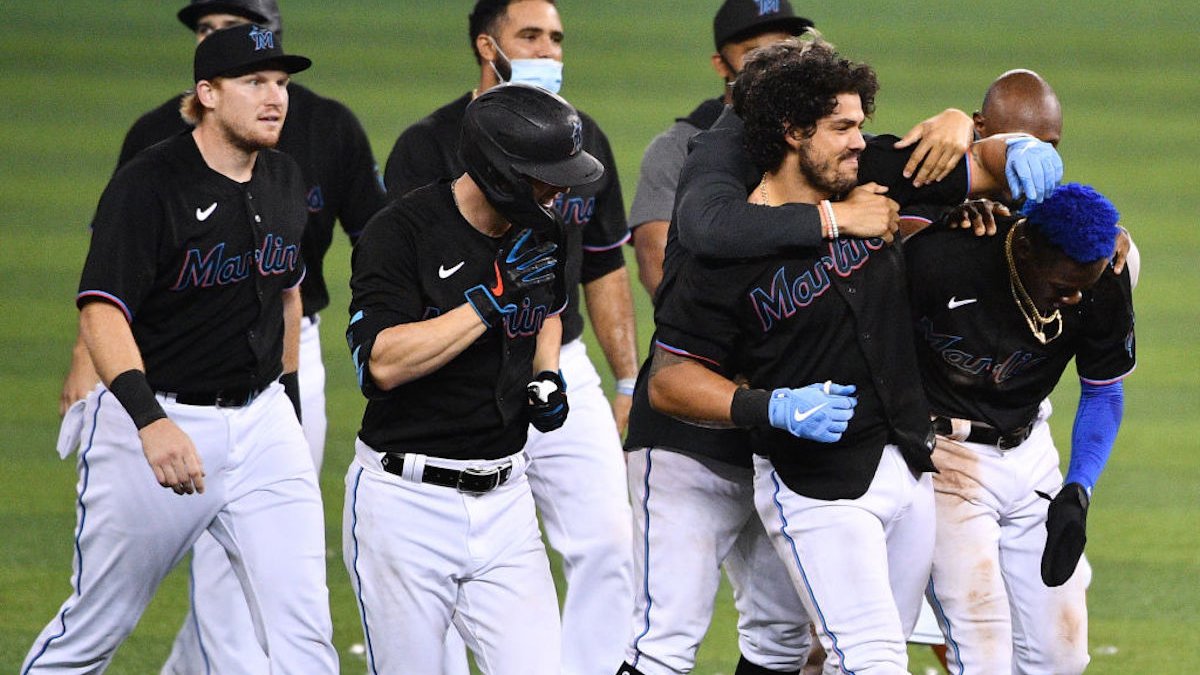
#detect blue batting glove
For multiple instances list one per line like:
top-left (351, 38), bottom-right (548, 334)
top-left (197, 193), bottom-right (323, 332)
top-left (767, 383), bottom-right (857, 443)
top-left (1004, 137), bottom-right (1063, 204)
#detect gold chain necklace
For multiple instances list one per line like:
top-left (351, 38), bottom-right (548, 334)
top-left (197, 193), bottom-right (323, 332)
top-left (1005, 225), bottom-right (1062, 344)
top-left (758, 173), bottom-right (770, 205)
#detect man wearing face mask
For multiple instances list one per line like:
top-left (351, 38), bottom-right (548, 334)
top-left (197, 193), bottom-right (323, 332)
top-left (384, 2), bottom-right (638, 674)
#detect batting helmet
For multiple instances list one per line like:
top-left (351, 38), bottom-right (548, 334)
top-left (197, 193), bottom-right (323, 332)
top-left (178, 0), bottom-right (282, 34)
top-left (459, 83), bottom-right (604, 231)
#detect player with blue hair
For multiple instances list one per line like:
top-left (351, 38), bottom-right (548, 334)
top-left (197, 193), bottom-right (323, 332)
top-left (904, 182), bottom-right (1134, 674)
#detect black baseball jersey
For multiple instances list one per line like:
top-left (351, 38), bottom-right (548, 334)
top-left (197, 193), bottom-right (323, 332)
top-left (78, 133), bottom-right (306, 393)
top-left (654, 135), bottom-right (972, 500)
top-left (905, 218), bottom-right (1136, 433)
top-left (383, 92), bottom-right (629, 345)
top-left (116, 83), bottom-right (386, 317)
top-left (347, 182), bottom-right (569, 460)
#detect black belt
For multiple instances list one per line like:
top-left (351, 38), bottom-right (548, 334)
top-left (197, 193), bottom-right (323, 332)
top-left (163, 384), bottom-right (268, 408)
top-left (379, 453), bottom-right (513, 494)
top-left (932, 416), bottom-right (1033, 450)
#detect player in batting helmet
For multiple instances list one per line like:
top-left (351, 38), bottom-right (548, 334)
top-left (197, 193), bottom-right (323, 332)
top-left (459, 82), bottom-right (604, 234)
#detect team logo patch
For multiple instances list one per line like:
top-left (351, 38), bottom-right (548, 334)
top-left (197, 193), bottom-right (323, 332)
top-left (570, 117), bottom-right (583, 156)
top-left (756, 0), bottom-right (781, 15)
top-left (306, 186), bottom-right (324, 213)
top-left (249, 26), bottom-right (274, 51)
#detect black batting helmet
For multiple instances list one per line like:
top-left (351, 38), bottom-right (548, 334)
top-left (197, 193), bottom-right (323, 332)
top-left (459, 83), bottom-right (604, 231)
top-left (178, 0), bottom-right (282, 34)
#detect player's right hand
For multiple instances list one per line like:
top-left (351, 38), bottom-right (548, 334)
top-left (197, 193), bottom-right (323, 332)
top-left (1004, 136), bottom-right (1062, 204)
top-left (139, 418), bottom-right (206, 495)
top-left (465, 227), bottom-right (558, 326)
top-left (832, 183), bottom-right (899, 243)
top-left (767, 383), bottom-right (857, 443)
top-left (945, 198), bottom-right (1010, 237)
top-left (1041, 482), bottom-right (1089, 586)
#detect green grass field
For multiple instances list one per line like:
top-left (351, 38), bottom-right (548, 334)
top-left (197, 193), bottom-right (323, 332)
top-left (2, 1), bottom-right (1197, 672)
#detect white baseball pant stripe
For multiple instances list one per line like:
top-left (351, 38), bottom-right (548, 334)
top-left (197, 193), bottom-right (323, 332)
top-left (754, 446), bottom-right (934, 675)
top-left (344, 439), bottom-right (561, 675)
top-left (161, 315), bottom-right (328, 674)
top-left (926, 419), bottom-right (1090, 675)
top-left (625, 447), bottom-right (812, 675)
top-left (522, 338), bottom-right (635, 675)
top-left (23, 384), bottom-right (336, 675)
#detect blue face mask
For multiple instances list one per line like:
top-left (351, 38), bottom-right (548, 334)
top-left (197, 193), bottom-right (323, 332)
top-left (488, 37), bottom-right (564, 94)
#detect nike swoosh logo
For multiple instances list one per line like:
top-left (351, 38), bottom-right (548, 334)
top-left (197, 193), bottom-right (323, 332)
top-left (947, 297), bottom-right (977, 309)
top-left (793, 402), bottom-right (827, 424)
top-left (195, 202), bottom-right (217, 221)
top-left (438, 261), bottom-right (465, 279)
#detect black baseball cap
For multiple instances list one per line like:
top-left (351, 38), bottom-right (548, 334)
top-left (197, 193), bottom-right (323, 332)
top-left (194, 24), bottom-right (310, 83)
top-left (178, 0), bottom-right (282, 33)
top-left (713, 0), bottom-right (813, 51)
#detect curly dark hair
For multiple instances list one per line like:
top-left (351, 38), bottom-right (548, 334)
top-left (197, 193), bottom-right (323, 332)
top-left (733, 40), bottom-right (878, 172)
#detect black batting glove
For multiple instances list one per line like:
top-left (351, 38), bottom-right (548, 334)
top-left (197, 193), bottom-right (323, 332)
top-left (1040, 482), bottom-right (1090, 587)
top-left (465, 228), bottom-right (557, 327)
top-left (528, 370), bottom-right (568, 432)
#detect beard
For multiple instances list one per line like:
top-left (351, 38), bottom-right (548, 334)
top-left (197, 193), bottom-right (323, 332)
top-left (217, 111), bottom-right (282, 153)
top-left (798, 143), bottom-right (860, 196)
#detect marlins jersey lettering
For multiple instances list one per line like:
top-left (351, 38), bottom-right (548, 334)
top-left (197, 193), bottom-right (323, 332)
top-left (383, 92), bottom-right (629, 345)
top-left (904, 217), bottom-right (1136, 432)
top-left (653, 135), bottom-right (970, 500)
top-left (347, 182), bottom-right (569, 460)
top-left (78, 132), bottom-right (306, 393)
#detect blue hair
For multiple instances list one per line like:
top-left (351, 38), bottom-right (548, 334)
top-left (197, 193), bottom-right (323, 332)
top-left (1022, 183), bottom-right (1120, 263)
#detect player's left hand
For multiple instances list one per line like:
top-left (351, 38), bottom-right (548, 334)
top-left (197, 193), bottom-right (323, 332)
top-left (528, 370), bottom-right (569, 432)
top-left (945, 198), bottom-right (1011, 237)
top-left (1040, 482), bottom-right (1090, 586)
top-left (1004, 136), bottom-right (1063, 203)
top-left (767, 382), bottom-right (857, 443)
top-left (894, 108), bottom-right (973, 187)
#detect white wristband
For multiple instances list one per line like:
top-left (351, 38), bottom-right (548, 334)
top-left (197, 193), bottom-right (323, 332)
top-left (615, 378), bottom-right (637, 396)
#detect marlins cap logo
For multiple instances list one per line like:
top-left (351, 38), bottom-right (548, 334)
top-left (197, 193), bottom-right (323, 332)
top-left (755, 0), bottom-right (781, 14)
top-left (249, 26), bottom-right (275, 51)
top-left (570, 117), bottom-right (583, 156)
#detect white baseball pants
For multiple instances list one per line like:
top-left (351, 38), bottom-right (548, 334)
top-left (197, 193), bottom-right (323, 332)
top-left (625, 447), bottom-right (813, 675)
top-left (23, 384), bottom-right (336, 675)
top-left (754, 445), bottom-right (935, 675)
top-left (926, 419), bottom-right (1090, 675)
top-left (523, 338), bottom-right (635, 674)
top-left (344, 440), bottom-right (561, 675)
top-left (160, 315), bottom-right (327, 674)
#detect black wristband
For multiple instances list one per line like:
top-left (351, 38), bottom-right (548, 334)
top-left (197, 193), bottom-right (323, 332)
top-left (730, 387), bottom-right (771, 428)
top-left (280, 371), bottom-right (302, 423)
top-left (108, 369), bottom-right (167, 430)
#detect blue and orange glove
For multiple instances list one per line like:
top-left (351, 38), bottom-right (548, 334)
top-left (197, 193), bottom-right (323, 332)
top-left (1004, 136), bottom-right (1062, 204)
top-left (766, 382), bottom-right (857, 442)
top-left (465, 228), bottom-right (557, 327)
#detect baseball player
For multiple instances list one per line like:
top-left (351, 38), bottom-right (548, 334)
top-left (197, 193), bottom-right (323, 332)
top-left (54, 2), bottom-right (385, 670)
top-left (621, 4), bottom-right (973, 673)
top-left (384, 2), bottom-right (638, 671)
top-left (905, 183), bottom-right (1133, 673)
top-left (24, 24), bottom-right (337, 674)
top-left (646, 40), bottom-right (1063, 674)
top-left (343, 83), bottom-right (600, 675)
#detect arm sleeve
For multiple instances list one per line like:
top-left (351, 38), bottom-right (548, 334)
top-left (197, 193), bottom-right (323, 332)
top-left (76, 166), bottom-right (165, 321)
top-left (579, 124), bottom-right (630, 283)
top-left (628, 124), bottom-right (693, 228)
top-left (674, 108), bottom-right (824, 258)
top-left (1067, 380), bottom-right (1123, 492)
top-left (346, 205), bottom-right (425, 398)
top-left (331, 105), bottom-right (388, 242)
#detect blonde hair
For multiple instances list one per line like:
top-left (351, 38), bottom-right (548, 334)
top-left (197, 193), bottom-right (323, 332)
top-left (179, 89), bottom-right (205, 126)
